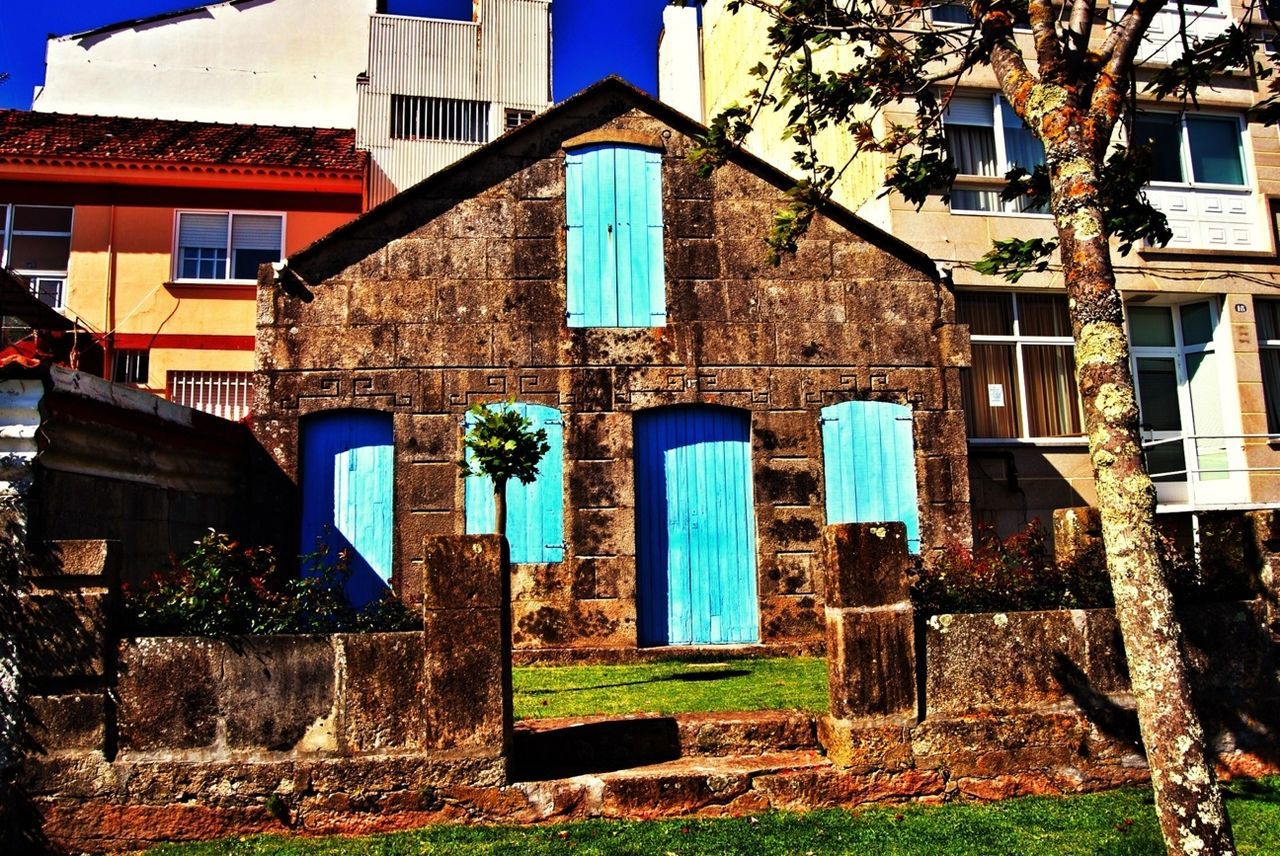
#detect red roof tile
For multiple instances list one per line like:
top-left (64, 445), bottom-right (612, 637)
top-left (0, 109), bottom-right (365, 172)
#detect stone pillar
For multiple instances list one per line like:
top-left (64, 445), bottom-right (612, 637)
top-left (420, 535), bottom-right (513, 766)
top-left (19, 541), bottom-right (117, 757)
top-left (817, 522), bottom-right (917, 767)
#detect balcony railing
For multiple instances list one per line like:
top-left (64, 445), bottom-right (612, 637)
top-left (1142, 432), bottom-right (1280, 511)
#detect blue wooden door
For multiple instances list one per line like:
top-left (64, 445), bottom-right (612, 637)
top-left (566, 144), bottom-right (665, 327)
top-left (635, 407), bottom-right (759, 646)
top-left (465, 402), bottom-right (565, 563)
top-left (820, 400), bottom-right (921, 553)
top-left (299, 410), bottom-right (394, 607)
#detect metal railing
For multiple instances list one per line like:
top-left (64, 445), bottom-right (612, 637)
top-left (1141, 433), bottom-right (1280, 510)
top-left (167, 371), bottom-right (253, 422)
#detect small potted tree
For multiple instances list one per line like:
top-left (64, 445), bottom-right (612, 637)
top-left (459, 399), bottom-right (550, 539)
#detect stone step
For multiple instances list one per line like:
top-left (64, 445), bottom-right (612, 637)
top-left (512, 710), bottom-right (819, 780)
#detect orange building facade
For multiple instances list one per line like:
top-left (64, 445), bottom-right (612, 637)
top-left (0, 110), bottom-right (365, 418)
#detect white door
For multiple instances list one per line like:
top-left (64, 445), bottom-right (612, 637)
top-left (1128, 301), bottom-right (1244, 507)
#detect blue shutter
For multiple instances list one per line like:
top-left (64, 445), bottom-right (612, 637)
top-left (820, 400), bottom-right (921, 553)
top-left (636, 407), bottom-right (759, 645)
top-left (464, 403), bottom-right (565, 563)
top-left (299, 410), bottom-right (394, 607)
top-left (566, 145), bottom-right (664, 328)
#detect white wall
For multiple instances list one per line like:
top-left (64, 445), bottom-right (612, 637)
top-left (34, 0), bottom-right (379, 129)
top-left (657, 4), bottom-right (704, 122)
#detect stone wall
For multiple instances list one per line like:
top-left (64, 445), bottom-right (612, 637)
top-left (253, 81), bottom-right (972, 652)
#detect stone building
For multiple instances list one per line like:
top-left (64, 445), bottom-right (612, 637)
top-left (254, 78), bottom-right (971, 653)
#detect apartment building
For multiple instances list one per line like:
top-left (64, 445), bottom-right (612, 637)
top-left (11, 0), bottom-right (551, 416)
top-left (0, 109), bottom-right (365, 416)
top-left (33, 0), bottom-right (552, 204)
top-left (660, 0), bottom-right (1280, 531)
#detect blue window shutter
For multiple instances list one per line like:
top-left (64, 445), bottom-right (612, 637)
top-left (565, 145), bottom-right (665, 328)
top-left (299, 411), bottom-right (395, 607)
top-left (820, 400), bottom-right (921, 553)
top-left (565, 151), bottom-right (587, 326)
top-left (644, 150), bottom-right (666, 325)
top-left (566, 146), bottom-right (614, 326)
top-left (464, 402), bottom-right (565, 563)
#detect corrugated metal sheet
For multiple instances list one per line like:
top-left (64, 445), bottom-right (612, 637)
top-left (0, 379), bottom-right (42, 496)
top-left (366, 14), bottom-right (479, 100)
top-left (356, 2), bottom-right (551, 203)
top-left (479, 0), bottom-right (552, 104)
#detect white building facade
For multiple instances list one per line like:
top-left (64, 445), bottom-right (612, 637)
top-left (32, 0), bottom-right (552, 203)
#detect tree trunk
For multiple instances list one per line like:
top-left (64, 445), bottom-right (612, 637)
top-left (493, 479), bottom-right (508, 541)
top-left (1051, 161), bottom-right (1235, 855)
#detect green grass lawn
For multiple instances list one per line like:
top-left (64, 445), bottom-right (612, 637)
top-left (148, 777), bottom-right (1280, 855)
top-left (511, 656), bottom-right (829, 719)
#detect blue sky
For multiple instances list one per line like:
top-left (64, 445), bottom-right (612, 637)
top-left (0, 0), bottom-right (671, 110)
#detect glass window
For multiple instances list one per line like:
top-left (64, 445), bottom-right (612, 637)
top-left (958, 292), bottom-right (1083, 440)
top-left (175, 211), bottom-right (283, 281)
top-left (504, 108), bottom-right (535, 131)
top-left (1187, 116), bottom-right (1246, 186)
top-left (1132, 114), bottom-right (1185, 182)
top-left (1256, 299), bottom-right (1280, 433)
top-left (1128, 306), bottom-right (1176, 347)
top-left (946, 96), bottom-right (1045, 213)
top-left (1, 204), bottom-right (73, 276)
top-left (1133, 112), bottom-right (1246, 187)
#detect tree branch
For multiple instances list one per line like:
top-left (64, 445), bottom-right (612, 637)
top-left (1090, 0), bottom-right (1169, 137)
top-left (1064, 0), bottom-right (1098, 71)
top-left (1029, 0), bottom-right (1069, 82)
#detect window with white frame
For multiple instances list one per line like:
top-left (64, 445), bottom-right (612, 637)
top-left (168, 371), bottom-right (253, 421)
top-left (1131, 112), bottom-right (1247, 188)
top-left (945, 96), bottom-right (1046, 213)
top-left (1256, 299), bottom-right (1280, 434)
top-left (175, 211), bottom-right (283, 282)
top-left (1128, 111), bottom-right (1259, 250)
top-left (958, 292), bottom-right (1084, 440)
top-left (390, 95), bottom-right (490, 142)
top-left (1, 204), bottom-right (73, 309)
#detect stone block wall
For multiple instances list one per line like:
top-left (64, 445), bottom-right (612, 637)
top-left (254, 84), bottom-right (972, 652)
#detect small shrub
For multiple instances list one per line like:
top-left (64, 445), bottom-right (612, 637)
top-left (913, 520), bottom-right (1113, 615)
top-left (122, 531), bottom-right (418, 637)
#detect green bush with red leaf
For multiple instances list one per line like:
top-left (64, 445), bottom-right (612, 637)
top-left (122, 530), bottom-right (417, 637)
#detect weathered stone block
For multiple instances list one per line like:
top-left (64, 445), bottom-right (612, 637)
top-left (33, 540), bottom-right (118, 581)
top-left (421, 535), bottom-right (506, 610)
top-left (28, 693), bottom-right (105, 752)
top-left (570, 508), bottom-right (635, 556)
top-left (754, 461), bottom-right (821, 506)
top-left (826, 604), bottom-right (916, 718)
top-left (669, 239), bottom-right (719, 279)
top-left (221, 637), bottom-right (337, 752)
top-left (423, 607), bottom-right (510, 753)
top-left (924, 610), bottom-right (1088, 715)
top-left (513, 238), bottom-right (559, 279)
top-left (513, 599), bottom-right (637, 648)
top-left (20, 590), bottom-right (108, 679)
top-left (822, 522), bottom-right (911, 608)
top-left (817, 716), bottom-right (914, 771)
top-left (117, 638), bottom-right (220, 751)
top-left (336, 633), bottom-right (426, 752)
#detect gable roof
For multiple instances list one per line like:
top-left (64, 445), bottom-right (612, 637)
top-left (0, 109), bottom-right (364, 172)
top-left (281, 76), bottom-right (938, 286)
